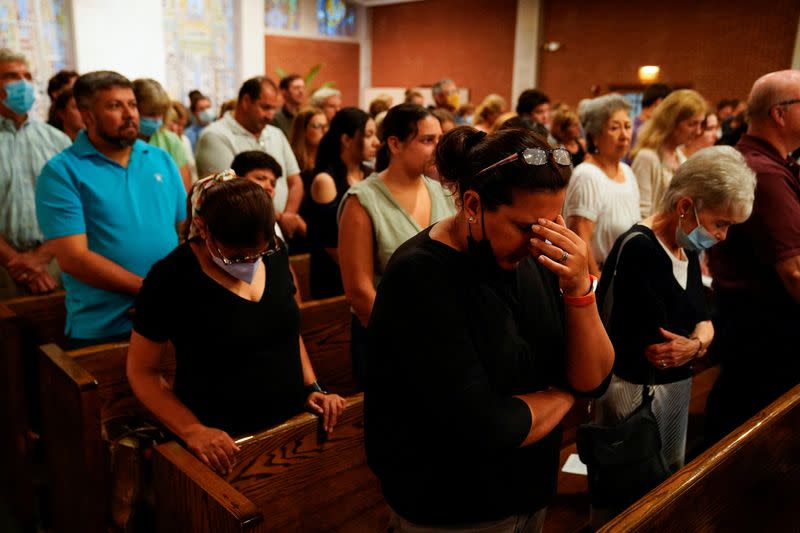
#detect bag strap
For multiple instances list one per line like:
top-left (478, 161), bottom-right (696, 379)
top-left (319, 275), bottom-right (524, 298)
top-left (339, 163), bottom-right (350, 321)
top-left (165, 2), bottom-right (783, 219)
top-left (600, 230), bottom-right (656, 408)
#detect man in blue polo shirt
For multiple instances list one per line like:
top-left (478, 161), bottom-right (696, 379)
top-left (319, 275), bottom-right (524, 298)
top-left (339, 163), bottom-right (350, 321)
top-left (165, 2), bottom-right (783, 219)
top-left (36, 71), bottom-right (186, 346)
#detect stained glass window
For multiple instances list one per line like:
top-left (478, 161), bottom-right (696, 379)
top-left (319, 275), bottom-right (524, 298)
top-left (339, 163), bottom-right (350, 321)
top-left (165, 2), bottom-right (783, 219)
top-left (316, 0), bottom-right (356, 37)
top-left (163, 0), bottom-right (237, 112)
top-left (0, 0), bottom-right (74, 120)
top-left (265, 0), bottom-right (299, 31)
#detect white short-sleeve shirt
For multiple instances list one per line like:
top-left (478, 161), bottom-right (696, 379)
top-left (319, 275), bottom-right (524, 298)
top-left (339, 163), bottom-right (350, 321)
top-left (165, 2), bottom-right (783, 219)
top-left (563, 161), bottom-right (641, 264)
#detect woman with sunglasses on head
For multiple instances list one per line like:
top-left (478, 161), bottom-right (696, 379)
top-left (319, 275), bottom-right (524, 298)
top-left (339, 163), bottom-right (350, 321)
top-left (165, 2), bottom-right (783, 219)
top-left (590, 146), bottom-right (755, 525)
top-left (365, 127), bottom-right (614, 532)
top-left (127, 174), bottom-right (345, 476)
top-left (338, 104), bottom-right (456, 388)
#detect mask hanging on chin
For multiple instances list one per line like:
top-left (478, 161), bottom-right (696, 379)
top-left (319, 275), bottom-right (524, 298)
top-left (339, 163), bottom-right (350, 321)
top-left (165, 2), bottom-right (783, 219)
top-left (466, 204), bottom-right (502, 277)
top-left (675, 206), bottom-right (718, 252)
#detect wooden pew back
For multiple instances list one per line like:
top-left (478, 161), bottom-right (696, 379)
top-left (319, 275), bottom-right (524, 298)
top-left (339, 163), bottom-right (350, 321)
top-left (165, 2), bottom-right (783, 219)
top-left (600, 383), bottom-right (800, 532)
top-left (0, 291), bottom-right (66, 530)
top-left (300, 295), bottom-right (356, 395)
top-left (153, 393), bottom-right (388, 532)
top-left (289, 253), bottom-right (311, 302)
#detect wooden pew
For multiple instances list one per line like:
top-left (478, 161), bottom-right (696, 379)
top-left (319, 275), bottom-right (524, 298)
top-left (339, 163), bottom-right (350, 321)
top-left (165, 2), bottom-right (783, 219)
top-left (289, 253), bottom-right (311, 302)
top-left (598, 382), bottom-right (800, 532)
top-left (37, 294), bottom-right (355, 532)
top-left (153, 393), bottom-right (389, 532)
top-left (0, 291), bottom-right (66, 530)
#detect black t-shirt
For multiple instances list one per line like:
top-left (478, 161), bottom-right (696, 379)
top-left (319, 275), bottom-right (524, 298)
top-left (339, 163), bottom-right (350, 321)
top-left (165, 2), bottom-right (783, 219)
top-left (366, 227), bottom-right (576, 525)
top-left (133, 241), bottom-right (306, 437)
top-left (306, 165), bottom-right (348, 299)
top-left (597, 225), bottom-right (710, 384)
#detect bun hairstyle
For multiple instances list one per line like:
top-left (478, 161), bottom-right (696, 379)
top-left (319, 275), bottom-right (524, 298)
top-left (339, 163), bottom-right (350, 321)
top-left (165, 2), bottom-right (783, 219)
top-left (436, 126), bottom-right (571, 210)
top-left (196, 179), bottom-right (276, 247)
top-left (376, 103), bottom-right (433, 172)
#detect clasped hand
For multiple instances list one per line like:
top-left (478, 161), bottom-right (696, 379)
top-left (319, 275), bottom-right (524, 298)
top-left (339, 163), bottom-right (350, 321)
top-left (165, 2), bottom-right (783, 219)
top-left (7, 250), bottom-right (57, 293)
top-left (529, 215), bottom-right (591, 296)
top-left (645, 327), bottom-right (701, 369)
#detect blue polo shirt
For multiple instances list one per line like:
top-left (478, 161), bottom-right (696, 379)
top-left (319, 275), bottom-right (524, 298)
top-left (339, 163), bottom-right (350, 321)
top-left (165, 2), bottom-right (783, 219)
top-left (36, 130), bottom-right (186, 339)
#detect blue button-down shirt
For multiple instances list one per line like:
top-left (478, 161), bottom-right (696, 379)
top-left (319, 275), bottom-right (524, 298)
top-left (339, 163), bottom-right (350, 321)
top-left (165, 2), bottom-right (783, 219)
top-left (0, 116), bottom-right (71, 250)
top-left (36, 130), bottom-right (186, 339)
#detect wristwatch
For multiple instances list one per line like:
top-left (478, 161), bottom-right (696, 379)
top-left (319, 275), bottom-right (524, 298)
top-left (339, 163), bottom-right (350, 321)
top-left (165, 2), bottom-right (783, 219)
top-left (305, 380), bottom-right (328, 395)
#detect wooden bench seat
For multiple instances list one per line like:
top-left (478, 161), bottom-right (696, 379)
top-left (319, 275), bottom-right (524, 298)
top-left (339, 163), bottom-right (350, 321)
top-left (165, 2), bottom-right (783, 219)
top-left (0, 291), bottom-right (66, 530)
top-left (37, 294), bottom-right (356, 532)
top-left (153, 393), bottom-right (388, 532)
top-left (599, 382), bottom-right (800, 532)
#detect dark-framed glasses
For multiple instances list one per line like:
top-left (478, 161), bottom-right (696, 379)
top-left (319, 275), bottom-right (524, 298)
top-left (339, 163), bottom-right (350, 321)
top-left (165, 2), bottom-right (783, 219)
top-left (476, 147), bottom-right (572, 176)
top-left (214, 237), bottom-right (281, 265)
top-left (774, 99), bottom-right (800, 108)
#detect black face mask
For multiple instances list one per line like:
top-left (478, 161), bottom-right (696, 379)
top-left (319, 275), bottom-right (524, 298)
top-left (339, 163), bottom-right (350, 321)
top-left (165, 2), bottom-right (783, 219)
top-left (466, 204), bottom-right (502, 277)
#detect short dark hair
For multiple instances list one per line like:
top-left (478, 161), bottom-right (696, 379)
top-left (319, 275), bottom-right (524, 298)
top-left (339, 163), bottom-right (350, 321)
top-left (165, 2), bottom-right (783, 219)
top-left (642, 83), bottom-right (672, 108)
top-left (238, 76), bottom-right (278, 103)
top-left (231, 150), bottom-right (283, 179)
top-left (47, 69), bottom-right (78, 99)
top-left (717, 98), bottom-right (738, 111)
top-left (199, 179), bottom-right (276, 247)
top-left (279, 74), bottom-right (302, 91)
top-left (50, 88), bottom-right (75, 131)
top-left (188, 90), bottom-right (210, 112)
top-left (436, 126), bottom-right (570, 210)
top-left (516, 89), bottom-right (550, 115)
top-left (73, 71), bottom-right (133, 109)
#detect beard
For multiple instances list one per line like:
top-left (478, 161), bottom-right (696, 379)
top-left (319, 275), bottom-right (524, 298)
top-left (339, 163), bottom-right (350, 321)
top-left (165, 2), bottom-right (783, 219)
top-left (97, 119), bottom-right (138, 148)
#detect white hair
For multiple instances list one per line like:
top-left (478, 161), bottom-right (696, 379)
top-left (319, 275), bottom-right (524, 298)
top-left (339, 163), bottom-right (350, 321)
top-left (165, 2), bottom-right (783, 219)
top-left (659, 145), bottom-right (757, 221)
top-left (309, 87), bottom-right (341, 107)
top-left (0, 48), bottom-right (28, 66)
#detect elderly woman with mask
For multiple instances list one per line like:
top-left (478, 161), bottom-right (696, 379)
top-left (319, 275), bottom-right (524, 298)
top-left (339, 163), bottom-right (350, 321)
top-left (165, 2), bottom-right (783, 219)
top-left (592, 146), bottom-right (756, 523)
top-left (564, 94), bottom-right (640, 277)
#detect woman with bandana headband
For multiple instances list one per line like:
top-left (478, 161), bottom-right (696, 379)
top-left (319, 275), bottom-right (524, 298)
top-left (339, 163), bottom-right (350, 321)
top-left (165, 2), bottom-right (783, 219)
top-left (127, 173), bottom-right (345, 476)
top-left (590, 145), bottom-right (755, 526)
top-left (364, 126), bottom-right (614, 532)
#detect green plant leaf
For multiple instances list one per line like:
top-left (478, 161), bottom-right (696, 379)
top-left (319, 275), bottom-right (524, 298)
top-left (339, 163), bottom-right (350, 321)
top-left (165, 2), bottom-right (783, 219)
top-left (275, 67), bottom-right (288, 79)
top-left (305, 63), bottom-right (322, 84)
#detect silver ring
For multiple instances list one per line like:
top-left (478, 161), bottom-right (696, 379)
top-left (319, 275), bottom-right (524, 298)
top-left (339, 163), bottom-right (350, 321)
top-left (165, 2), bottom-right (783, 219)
top-left (558, 250), bottom-right (569, 264)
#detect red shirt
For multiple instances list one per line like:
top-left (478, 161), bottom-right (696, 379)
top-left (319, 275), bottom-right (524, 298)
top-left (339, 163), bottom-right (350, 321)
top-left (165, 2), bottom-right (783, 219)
top-left (709, 134), bottom-right (800, 310)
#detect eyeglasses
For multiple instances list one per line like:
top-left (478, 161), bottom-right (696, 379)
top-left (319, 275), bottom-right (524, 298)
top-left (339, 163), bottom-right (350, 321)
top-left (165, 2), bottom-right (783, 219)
top-left (774, 99), bottom-right (800, 108)
top-left (308, 123), bottom-right (329, 131)
top-left (214, 237), bottom-right (281, 265)
top-left (476, 147), bottom-right (572, 176)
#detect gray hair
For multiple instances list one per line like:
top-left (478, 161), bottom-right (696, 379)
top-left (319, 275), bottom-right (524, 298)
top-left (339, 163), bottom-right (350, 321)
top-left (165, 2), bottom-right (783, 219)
top-left (73, 71), bottom-right (133, 109)
top-left (659, 145), bottom-right (756, 221)
top-left (432, 79), bottom-right (455, 96)
top-left (309, 87), bottom-right (341, 107)
top-left (0, 48), bottom-right (28, 66)
top-left (577, 93), bottom-right (631, 140)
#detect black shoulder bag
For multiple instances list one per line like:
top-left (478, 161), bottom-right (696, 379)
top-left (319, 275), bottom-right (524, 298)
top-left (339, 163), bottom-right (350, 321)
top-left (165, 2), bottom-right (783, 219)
top-left (575, 231), bottom-right (672, 511)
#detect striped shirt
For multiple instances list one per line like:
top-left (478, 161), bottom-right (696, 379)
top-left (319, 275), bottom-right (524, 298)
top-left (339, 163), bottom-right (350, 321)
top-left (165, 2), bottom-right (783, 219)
top-left (0, 116), bottom-right (71, 250)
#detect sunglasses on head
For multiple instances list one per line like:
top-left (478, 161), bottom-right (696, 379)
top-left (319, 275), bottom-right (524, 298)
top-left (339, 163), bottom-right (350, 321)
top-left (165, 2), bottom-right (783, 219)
top-left (476, 147), bottom-right (572, 176)
top-left (213, 236), bottom-right (281, 265)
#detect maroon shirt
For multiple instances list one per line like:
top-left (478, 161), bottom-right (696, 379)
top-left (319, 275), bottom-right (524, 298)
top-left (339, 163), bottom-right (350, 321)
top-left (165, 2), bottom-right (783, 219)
top-left (709, 134), bottom-right (800, 311)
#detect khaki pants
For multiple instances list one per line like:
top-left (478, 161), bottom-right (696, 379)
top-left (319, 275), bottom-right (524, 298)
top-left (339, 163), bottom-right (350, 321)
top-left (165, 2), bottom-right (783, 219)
top-left (0, 259), bottom-right (62, 300)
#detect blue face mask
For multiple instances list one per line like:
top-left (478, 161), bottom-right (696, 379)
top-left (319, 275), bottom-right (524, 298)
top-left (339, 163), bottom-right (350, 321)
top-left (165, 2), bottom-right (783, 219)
top-left (198, 108), bottom-right (216, 125)
top-left (3, 79), bottom-right (36, 115)
top-left (139, 117), bottom-right (163, 137)
top-left (676, 206), bottom-right (719, 252)
top-left (210, 255), bottom-right (261, 283)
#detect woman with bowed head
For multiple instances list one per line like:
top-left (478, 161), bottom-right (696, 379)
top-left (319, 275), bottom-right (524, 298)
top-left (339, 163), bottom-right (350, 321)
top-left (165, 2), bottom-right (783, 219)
top-left (338, 104), bottom-right (456, 388)
top-left (306, 107), bottom-right (379, 299)
top-left (550, 106), bottom-right (587, 167)
top-left (365, 126), bottom-right (614, 532)
top-left (631, 89), bottom-right (707, 218)
top-left (563, 94), bottom-right (640, 277)
top-left (127, 174), bottom-right (345, 475)
top-left (681, 109), bottom-right (719, 158)
top-left (592, 146), bottom-right (756, 521)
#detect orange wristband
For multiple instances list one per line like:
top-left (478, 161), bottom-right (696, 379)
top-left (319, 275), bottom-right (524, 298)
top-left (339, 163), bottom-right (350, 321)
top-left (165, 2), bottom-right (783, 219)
top-left (563, 275), bottom-right (596, 307)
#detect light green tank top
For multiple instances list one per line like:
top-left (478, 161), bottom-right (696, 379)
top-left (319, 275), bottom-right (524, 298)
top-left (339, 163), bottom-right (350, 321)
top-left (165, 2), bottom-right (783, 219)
top-left (338, 173), bottom-right (456, 287)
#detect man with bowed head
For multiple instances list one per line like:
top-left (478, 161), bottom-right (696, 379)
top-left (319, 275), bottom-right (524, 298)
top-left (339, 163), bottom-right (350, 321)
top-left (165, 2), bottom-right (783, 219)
top-left (0, 48), bottom-right (71, 298)
top-left (196, 76), bottom-right (306, 240)
top-left (35, 71), bottom-right (186, 346)
top-left (707, 69), bottom-right (800, 442)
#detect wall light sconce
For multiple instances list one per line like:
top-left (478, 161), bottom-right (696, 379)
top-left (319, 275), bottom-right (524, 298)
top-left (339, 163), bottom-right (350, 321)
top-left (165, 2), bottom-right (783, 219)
top-left (638, 65), bottom-right (661, 83)
top-left (542, 41), bottom-right (561, 52)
